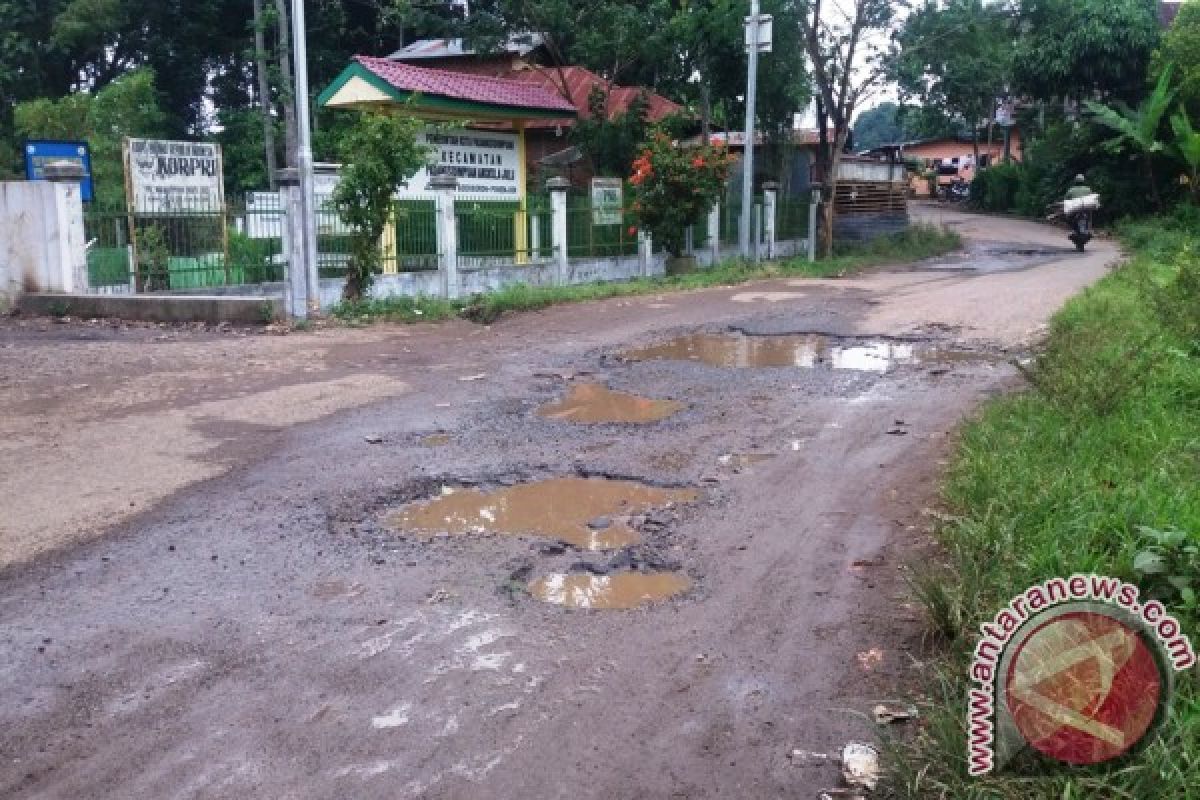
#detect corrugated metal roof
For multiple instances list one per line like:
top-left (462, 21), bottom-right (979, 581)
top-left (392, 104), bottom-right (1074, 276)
top-left (388, 34), bottom-right (544, 61)
top-left (354, 56), bottom-right (577, 113)
top-left (510, 66), bottom-right (684, 130)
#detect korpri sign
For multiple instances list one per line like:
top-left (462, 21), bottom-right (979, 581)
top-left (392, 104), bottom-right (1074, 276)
top-left (402, 129), bottom-right (520, 198)
top-left (124, 138), bottom-right (224, 211)
top-left (25, 140), bottom-right (94, 202)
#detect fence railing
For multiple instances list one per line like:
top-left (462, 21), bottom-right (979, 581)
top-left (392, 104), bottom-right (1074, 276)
top-left (82, 188), bottom-right (816, 295)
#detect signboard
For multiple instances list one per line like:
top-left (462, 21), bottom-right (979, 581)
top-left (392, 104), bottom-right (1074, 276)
top-left (744, 13), bottom-right (773, 53)
top-left (124, 138), bottom-right (224, 211)
top-left (590, 178), bottom-right (624, 225)
top-left (400, 129), bottom-right (520, 198)
top-left (25, 141), bottom-right (94, 202)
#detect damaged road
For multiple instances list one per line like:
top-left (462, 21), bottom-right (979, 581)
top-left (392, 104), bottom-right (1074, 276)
top-left (0, 209), bottom-right (1116, 798)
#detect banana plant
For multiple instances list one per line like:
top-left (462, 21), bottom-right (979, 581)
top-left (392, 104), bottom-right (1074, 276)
top-left (1170, 110), bottom-right (1200, 204)
top-left (1085, 67), bottom-right (1178, 209)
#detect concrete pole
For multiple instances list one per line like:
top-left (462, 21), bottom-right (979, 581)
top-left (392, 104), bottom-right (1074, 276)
top-left (807, 183), bottom-right (820, 263)
top-left (290, 0), bottom-right (320, 314)
top-left (707, 202), bottom-right (721, 266)
top-left (739, 0), bottom-right (761, 260)
top-left (431, 174), bottom-right (459, 299)
top-left (638, 231), bottom-right (653, 277)
top-left (762, 181), bottom-right (777, 260)
top-left (547, 177), bottom-right (570, 286)
top-left (42, 161), bottom-right (88, 292)
top-left (276, 168), bottom-right (308, 318)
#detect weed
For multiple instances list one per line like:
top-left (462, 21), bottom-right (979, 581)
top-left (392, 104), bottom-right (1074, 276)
top-left (892, 216), bottom-right (1200, 798)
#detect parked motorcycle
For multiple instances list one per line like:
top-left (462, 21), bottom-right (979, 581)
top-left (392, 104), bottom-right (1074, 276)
top-left (942, 177), bottom-right (971, 202)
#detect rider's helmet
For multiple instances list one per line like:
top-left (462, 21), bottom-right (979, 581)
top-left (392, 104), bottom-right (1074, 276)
top-left (1073, 174), bottom-right (1087, 184)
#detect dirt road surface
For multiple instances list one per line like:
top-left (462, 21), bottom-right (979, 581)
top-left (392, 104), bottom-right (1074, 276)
top-left (0, 209), bottom-right (1115, 798)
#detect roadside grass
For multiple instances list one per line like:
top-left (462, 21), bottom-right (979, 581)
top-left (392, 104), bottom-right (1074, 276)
top-left (891, 208), bottom-right (1200, 798)
top-left (330, 223), bottom-right (960, 325)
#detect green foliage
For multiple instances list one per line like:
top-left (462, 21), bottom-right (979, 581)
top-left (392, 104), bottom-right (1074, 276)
top-left (14, 68), bottom-right (167, 207)
top-left (1170, 110), bottom-right (1200, 203)
top-left (1011, 0), bottom-right (1162, 103)
top-left (571, 88), bottom-right (651, 178)
top-left (1085, 67), bottom-right (1177, 156)
top-left (969, 162), bottom-right (1022, 212)
top-left (893, 216), bottom-right (1200, 798)
top-left (215, 108), bottom-right (274, 196)
top-left (331, 110), bottom-right (429, 300)
top-left (853, 102), bottom-right (906, 151)
top-left (1156, 0), bottom-right (1200, 119)
top-left (136, 224), bottom-right (170, 291)
top-left (893, 0), bottom-right (1012, 137)
top-left (628, 132), bottom-right (734, 256)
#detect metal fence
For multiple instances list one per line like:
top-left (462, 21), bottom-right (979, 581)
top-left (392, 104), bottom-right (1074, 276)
top-left (776, 198), bottom-right (811, 241)
top-left (565, 198), bottom-right (639, 258)
top-left (456, 199), bottom-right (552, 267)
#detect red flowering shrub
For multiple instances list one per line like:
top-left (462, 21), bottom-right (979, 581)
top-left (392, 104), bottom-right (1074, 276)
top-left (628, 132), bottom-right (735, 255)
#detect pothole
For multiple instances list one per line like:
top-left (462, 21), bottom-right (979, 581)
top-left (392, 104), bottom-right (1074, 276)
top-left (385, 477), bottom-right (699, 550)
top-left (420, 433), bottom-right (452, 447)
top-left (621, 331), bottom-right (996, 372)
top-left (528, 571), bottom-right (691, 609)
top-left (537, 382), bottom-right (685, 424)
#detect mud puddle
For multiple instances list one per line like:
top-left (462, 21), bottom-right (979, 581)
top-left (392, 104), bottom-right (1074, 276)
top-left (537, 382), bottom-right (685, 424)
top-left (528, 571), bottom-right (691, 609)
top-left (718, 452), bottom-right (776, 468)
top-left (622, 331), bottom-right (938, 371)
top-left (420, 433), bottom-right (452, 447)
top-left (386, 477), bottom-right (698, 550)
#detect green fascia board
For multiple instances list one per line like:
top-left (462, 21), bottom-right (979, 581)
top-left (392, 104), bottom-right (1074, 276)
top-left (317, 61), bottom-right (577, 121)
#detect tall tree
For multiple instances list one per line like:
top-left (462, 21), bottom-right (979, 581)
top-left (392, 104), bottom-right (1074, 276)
top-left (1156, 0), bottom-right (1200, 119)
top-left (1010, 0), bottom-right (1161, 105)
top-left (801, 0), bottom-right (897, 256)
top-left (893, 0), bottom-right (1012, 166)
top-left (853, 102), bottom-right (906, 151)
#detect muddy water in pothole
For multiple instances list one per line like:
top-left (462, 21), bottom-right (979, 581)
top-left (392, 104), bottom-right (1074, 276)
top-left (386, 477), bottom-right (699, 550)
top-left (537, 383), bottom-right (685, 424)
top-left (528, 571), bottom-right (691, 609)
top-left (623, 332), bottom-right (940, 371)
top-left (420, 433), bottom-right (452, 447)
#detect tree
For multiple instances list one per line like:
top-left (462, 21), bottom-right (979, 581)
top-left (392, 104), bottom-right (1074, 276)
top-left (1011, 0), bottom-right (1161, 105)
top-left (14, 68), bottom-right (168, 207)
top-left (1169, 109), bottom-right (1200, 204)
top-left (801, 0), bottom-right (897, 256)
top-left (1156, 0), bottom-right (1200, 120)
top-left (628, 132), bottom-right (734, 256)
top-left (893, 0), bottom-right (1012, 166)
top-left (331, 110), bottom-right (429, 300)
top-left (854, 102), bottom-right (906, 151)
top-left (1085, 67), bottom-right (1177, 209)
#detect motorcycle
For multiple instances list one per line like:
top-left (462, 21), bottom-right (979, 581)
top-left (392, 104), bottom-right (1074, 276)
top-left (941, 177), bottom-right (971, 202)
top-left (1061, 193), bottom-right (1101, 252)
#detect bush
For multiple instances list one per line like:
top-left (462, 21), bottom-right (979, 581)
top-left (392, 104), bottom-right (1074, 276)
top-left (629, 132), bottom-right (734, 256)
top-left (970, 162), bottom-right (1023, 211)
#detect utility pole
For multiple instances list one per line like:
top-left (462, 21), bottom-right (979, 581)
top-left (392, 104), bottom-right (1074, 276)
top-left (291, 0), bottom-right (320, 315)
top-left (739, 1), bottom-right (771, 260)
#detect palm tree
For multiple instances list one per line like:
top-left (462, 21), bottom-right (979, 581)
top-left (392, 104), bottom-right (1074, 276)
top-left (1085, 67), bottom-right (1177, 209)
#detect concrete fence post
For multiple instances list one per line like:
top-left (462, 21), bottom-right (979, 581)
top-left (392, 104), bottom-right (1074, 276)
top-left (807, 183), bottom-right (821, 263)
top-left (638, 231), bottom-right (653, 277)
top-left (431, 174), bottom-right (459, 300)
top-left (274, 168), bottom-right (308, 319)
top-left (546, 177), bottom-right (570, 286)
top-left (707, 202), bottom-right (721, 266)
top-left (762, 181), bottom-right (778, 260)
top-left (42, 162), bottom-right (89, 292)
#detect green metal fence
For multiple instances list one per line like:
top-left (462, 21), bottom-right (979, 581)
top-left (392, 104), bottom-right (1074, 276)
top-left (776, 198), bottom-right (811, 240)
top-left (565, 198), bottom-right (639, 258)
top-left (455, 200), bottom-right (549, 265)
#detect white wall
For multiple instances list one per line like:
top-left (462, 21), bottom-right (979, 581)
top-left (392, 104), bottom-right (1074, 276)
top-left (0, 181), bottom-right (87, 308)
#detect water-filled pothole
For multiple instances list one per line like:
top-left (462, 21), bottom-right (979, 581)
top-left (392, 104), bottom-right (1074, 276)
top-left (385, 477), bottom-right (699, 550)
top-left (420, 433), bottom-right (452, 447)
top-left (528, 571), bottom-right (691, 609)
top-left (622, 331), bottom-right (983, 371)
top-left (537, 382), bottom-right (685, 424)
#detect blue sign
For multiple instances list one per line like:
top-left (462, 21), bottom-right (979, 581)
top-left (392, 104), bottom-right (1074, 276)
top-left (24, 140), bottom-right (95, 203)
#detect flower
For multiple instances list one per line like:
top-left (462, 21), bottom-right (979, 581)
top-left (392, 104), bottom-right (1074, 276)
top-left (692, 156), bottom-right (706, 168)
top-left (628, 226), bottom-right (638, 237)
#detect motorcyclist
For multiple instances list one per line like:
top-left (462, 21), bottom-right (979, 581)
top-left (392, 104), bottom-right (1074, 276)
top-left (1065, 174), bottom-right (1093, 202)
top-left (1064, 174), bottom-right (1096, 251)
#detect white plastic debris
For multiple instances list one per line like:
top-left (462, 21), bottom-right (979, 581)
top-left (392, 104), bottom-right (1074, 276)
top-left (840, 742), bottom-right (881, 791)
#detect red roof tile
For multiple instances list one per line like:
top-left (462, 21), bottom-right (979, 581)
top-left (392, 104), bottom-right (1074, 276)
top-left (354, 56), bottom-right (577, 113)
top-left (508, 66), bottom-right (684, 130)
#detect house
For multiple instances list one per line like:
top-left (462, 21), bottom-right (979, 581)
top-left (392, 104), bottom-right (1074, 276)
top-left (866, 130), bottom-right (1025, 196)
top-left (389, 37), bottom-right (684, 187)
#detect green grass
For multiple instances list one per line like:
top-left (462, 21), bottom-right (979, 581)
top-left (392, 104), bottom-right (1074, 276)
top-left (330, 223), bottom-right (961, 325)
top-left (891, 208), bottom-right (1200, 798)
